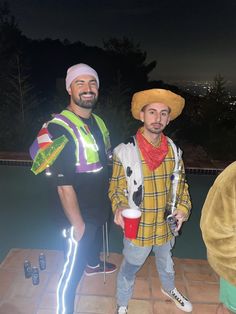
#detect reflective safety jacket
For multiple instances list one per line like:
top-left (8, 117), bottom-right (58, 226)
top-left (30, 110), bottom-right (112, 175)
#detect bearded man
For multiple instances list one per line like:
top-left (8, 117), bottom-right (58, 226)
top-left (30, 63), bottom-right (116, 314)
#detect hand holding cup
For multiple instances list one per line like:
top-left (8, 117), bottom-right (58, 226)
top-left (122, 208), bottom-right (142, 239)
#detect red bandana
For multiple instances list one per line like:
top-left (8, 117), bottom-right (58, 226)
top-left (136, 128), bottom-right (168, 171)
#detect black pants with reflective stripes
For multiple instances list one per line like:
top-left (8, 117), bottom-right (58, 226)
top-left (57, 223), bottom-right (102, 314)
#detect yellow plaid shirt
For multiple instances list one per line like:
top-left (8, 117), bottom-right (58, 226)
top-left (109, 140), bottom-right (191, 246)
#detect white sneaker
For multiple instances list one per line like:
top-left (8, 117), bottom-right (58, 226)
top-left (161, 288), bottom-right (193, 312)
top-left (117, 305), bottom-right (128, 314)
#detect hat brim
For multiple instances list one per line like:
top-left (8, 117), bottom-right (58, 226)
top-left (131, 89), bottom-right (185, 121)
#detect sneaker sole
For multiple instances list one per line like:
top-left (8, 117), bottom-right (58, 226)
top-left (161, 288), bottom-right (192, 312)
top-left (84, 268), bottom-right (117, 276)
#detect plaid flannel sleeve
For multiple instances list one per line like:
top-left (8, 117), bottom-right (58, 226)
top-left (108, 154), bottom-right (129, 213)
top-left (177, 160), bottom-right (192, 219)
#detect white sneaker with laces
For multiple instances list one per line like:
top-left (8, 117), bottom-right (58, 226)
top-left (117, 305), bottom-right (128, 314)
top-left (161, 287), bottom-right (192, 312)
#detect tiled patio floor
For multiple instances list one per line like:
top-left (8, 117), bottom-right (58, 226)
top-left (0, 249), bottom-right (220, 314)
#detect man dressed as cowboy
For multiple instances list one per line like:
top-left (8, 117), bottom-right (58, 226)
top-left (109, 89), bottom-right (193, 313)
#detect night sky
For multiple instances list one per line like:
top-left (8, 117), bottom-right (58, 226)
top-left (8, 0), bottom-right (236, 85)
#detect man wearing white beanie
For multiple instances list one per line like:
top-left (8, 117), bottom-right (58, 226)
top-left (65, 63), bottom-right (100, 92)
top-left (30, 63), bottom-right (116, 314)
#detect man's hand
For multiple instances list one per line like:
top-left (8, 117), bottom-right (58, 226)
top-left (57, 185), bottom-right (85, 241)
top-left (114, 207), bottom-right (126, 229)
top-left (173, 209), bottom-right (187, 231)
top-left (73, 222), bottom-right (85, 242)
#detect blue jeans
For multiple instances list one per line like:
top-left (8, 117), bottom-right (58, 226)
top-left (117, 238), bottom-right (175, 307)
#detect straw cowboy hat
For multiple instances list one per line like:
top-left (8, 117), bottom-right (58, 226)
top-left (131, 88), bottom-right (185, 121)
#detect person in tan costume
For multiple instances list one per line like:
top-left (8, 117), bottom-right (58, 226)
top-left (200, 161), bottom-right (236, 314)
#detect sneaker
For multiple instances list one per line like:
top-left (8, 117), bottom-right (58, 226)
top-left (161, 287), bottom-right (193, 312)
top-left (84, 261), bottom-right (117, 276)
top-left (117, 306), bottom-right (128, 314)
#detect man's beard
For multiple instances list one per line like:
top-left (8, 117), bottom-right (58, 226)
top-left (146, 123), bottom-right (164, 135)
top-left (73, 92), bottom-right (97, 109)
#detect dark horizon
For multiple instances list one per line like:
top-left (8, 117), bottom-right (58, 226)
top-left (7, 0), bottom-right (236, 84)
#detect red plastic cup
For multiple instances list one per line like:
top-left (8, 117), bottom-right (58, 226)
top-left (122, 208), bottom-right (142, 239)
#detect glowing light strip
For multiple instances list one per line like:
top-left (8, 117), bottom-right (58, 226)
top-left (78, 127), bottom-right (98, 153)
top-left (56, 227), bottom-right (78, 314)
top-left (45, 165), bottom-right (52, 176)
top-left (79, 135), bottom-right (96, 160)
top-left (90, 166), bottom-right (103, 173)
top-left (52, 118), bottom-right (81, 166)
top-left (62, 228), bottom-right (78, 313)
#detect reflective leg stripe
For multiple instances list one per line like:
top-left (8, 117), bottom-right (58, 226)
top-left (57, 227), bottom-right (78, 314)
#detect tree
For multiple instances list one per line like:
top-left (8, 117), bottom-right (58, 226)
top-left (95, 71), bottom-right (140, 147)
top-left (198, 74), bottom-right (235, 159)
top-left (103, 37), bottom-right (156, 94)
top-left (0, 1), bottom-right (22, 78)
top-left (0, 2), bottom-right (42, 151)
top-left (0, 1), bottom-right (23, 150)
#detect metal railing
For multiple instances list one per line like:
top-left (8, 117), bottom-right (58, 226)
top-left (0, 157), bottom-right (224, 175)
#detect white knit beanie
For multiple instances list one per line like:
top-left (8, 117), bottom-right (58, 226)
top-left (65, 63), bottom-right (99, 92)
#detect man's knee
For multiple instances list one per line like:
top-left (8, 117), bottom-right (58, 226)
top-left (123, 239), bottom-right (150, 266)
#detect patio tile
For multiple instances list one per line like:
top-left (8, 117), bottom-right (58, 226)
top-left (0, 269), bottom-right (16, 300)
top-left (13, 271), bottom-right (50, 298)
top-left (46, 272), bottom-right (60, 293)
top-left (182, 259), bottom-right (213, 274)
top-left (75, 295), bottom-right (116, 313)
top-left (153, 300), bottom-right (187, 313)
top-left (0, 249), bottom-right (221, 314)
top-left (128, 299), bottom-right (153, 314)
top-left (133, 277), bottom-right (151, 299)
top-left (187, 282), bottom-right (219, 303)
top-left (38, 292), bottom-right (57, 310)
top-left (150, 276), bottom-right (162, 299)
top-left (79, 272), bottom-right (117, 296)
top-left (1, 248), bottom-right (30, 269)
top-left (37, 310), bottom-right (55, 314)
top-left (173, 264), bottom-right (184, 282)
top-left (0, 296), bottom-right (37, 314)
top-left (191, 303), bottom-right (219, 314)
top-left (184, 271), bottom-right (218, 283)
